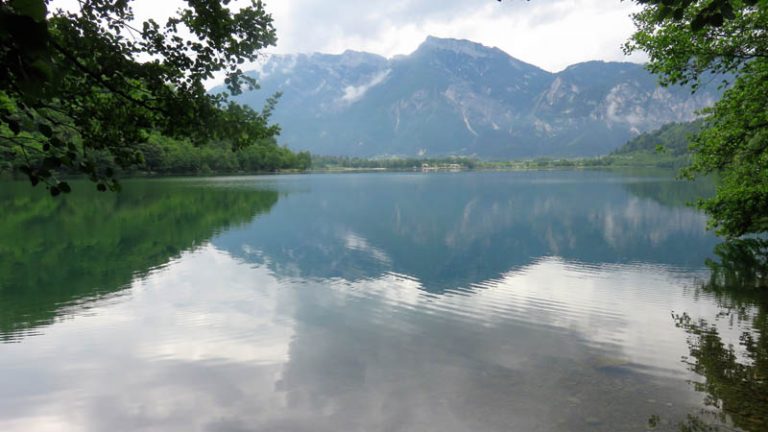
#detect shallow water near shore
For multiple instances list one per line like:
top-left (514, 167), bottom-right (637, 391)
top-left (1, 170), bottom-right (765, 432)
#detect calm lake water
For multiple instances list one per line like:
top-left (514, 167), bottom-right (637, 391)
top-left (1, 170), bottom-right (766, 432)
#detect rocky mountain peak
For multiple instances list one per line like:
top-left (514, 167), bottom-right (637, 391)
top-left (223, 38), bottom-right (722, 159)
top-left (418, 36), bottom-right (502, 58)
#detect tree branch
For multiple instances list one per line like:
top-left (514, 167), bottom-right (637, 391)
top-left (48, 38), bottom-right (161, 114)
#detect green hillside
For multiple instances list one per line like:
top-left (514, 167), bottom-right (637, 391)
top-left (613, 120), bottom-right (703, 157)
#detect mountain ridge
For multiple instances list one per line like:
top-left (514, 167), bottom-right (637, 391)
top-left (222, 36), bottom-right (720, 158)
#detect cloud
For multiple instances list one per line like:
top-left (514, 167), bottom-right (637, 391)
top-left (340, 69), bottom-right (391, 104)
top-left (50, 0), bottom-right (648, 73)
top-left (266, 0), bottom-right (647, 71)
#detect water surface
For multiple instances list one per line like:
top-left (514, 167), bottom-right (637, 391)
top-left (0, 171), bottom-right (765, 431)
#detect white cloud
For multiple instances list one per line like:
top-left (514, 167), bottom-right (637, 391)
top-left (266, 0), bottom-right (648, 72)
top-left (51, 0), bottom-right (649, 72)
top-left (340, 69), bottom-right (391, 104)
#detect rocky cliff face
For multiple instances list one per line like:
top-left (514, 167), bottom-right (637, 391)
top-left (224, 36), bottom-right (719, 158)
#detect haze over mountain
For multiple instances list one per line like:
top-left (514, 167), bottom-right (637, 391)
top-left (226, 36), bottom-right (720, 158)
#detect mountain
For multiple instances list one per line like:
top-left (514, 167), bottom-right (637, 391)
top-left (223, 36), bottom-right (721, 158)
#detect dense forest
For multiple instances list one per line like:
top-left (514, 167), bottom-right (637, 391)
top-left (1, 132), bottom-right (311, 177)
top-left (137, 135), bottom-right (312, 174)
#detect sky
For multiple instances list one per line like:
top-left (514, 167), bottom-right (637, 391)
top-left (266, 0), bottom-right (647, 72)
top-left (52, 0), bottom-right (647, 73)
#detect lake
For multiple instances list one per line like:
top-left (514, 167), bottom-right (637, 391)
top-left (1, 170), bottom-right (766, 432)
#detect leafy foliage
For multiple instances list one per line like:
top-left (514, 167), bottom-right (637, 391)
top-left (625, 0), bottom-right (768, 236)
top-left (0, 0), bottom-right (295, 194)
top-left (3, 132), bottom-right (311, 176)
top-left (136, 135), bottom-right (311, 174)
top-left (636, 0), bottom-right (761, 32)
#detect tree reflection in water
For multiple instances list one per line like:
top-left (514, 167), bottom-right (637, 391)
top-left (0, 180), bottom-right (279, 342)
top-left (672, 239), bottom-right (768, 432)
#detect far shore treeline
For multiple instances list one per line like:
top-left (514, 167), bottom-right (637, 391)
top-left (311, 120), bottom-right (701, 171)
top-left (0, 120), bottom-right (698, 177)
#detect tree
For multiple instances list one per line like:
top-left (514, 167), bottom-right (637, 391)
top-left (0, 0), bottom-right (281, 194)
top-left (624, 0), bottom-right (768, 236)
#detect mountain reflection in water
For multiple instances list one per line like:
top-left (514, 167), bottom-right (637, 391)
top-left (214, 171), bottom-right (717, 291)
top-left (0, 171), bottom-right (764, 432)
